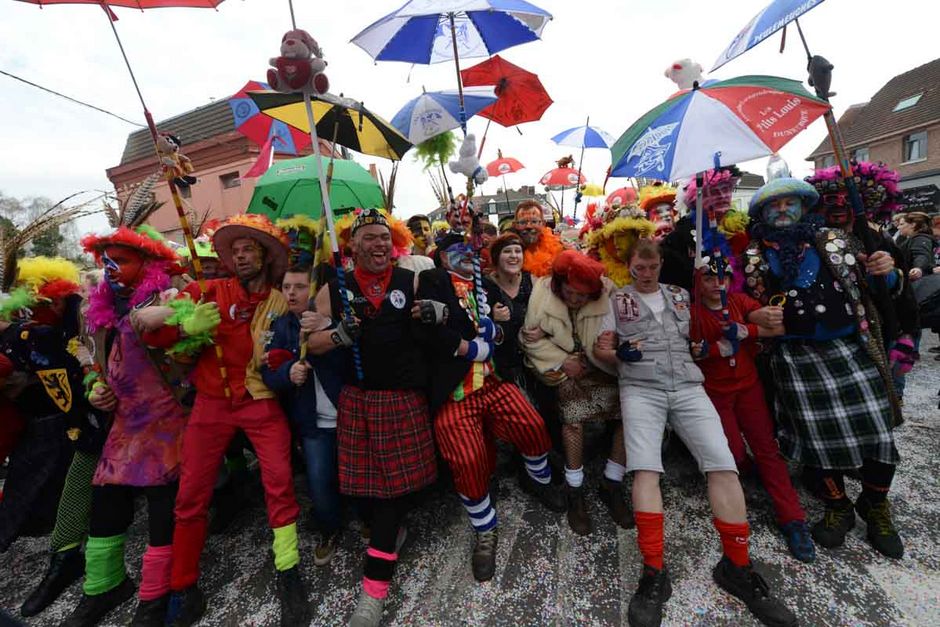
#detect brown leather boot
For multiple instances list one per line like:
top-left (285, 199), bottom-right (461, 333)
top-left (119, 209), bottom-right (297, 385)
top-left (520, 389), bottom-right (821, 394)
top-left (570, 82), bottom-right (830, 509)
top-left (566, 486), bottom-right (592, 536)
top-left (599, 478), bottom-right (635, 529)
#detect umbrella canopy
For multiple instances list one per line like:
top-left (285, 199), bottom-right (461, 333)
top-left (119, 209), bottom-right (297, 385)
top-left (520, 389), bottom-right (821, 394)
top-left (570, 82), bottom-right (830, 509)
top-left (460, 54), bottom-right (552, 127)
top-left (16, 0), bottom-right (222, 6)
top-left (486, 153), bottom-right (525, 176)
top-left (228, 80), bottom-right (310, 155)
top-left (540, 167), bottom-right (585, 190)
top-left (606, 187), bottom-right (638, 208)
top-left (610, 75), bottom-right (830, 181)
top-left (246, 156), bottom-right (384, 221)
top-left (711, 0), bottom-right (827, 72)
top-left (552, 124), bottom-right (615, 149)
top-left (391, 87), bottom-right (497, 144)
top-left (351, 0), bottom-right (553, 64)
top-left (248, 91), bottom-right (412, 161)
top-left (581, 182), bottom-right (604, 197)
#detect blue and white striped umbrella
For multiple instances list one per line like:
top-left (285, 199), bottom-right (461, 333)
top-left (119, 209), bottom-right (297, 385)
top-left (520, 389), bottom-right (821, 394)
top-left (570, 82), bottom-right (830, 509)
top-left (351, 0), bottom-right (553, 65)
top-left (391, 87), bottom-right (497, 144)
top-left (551, 123), bottom-right (615, 149)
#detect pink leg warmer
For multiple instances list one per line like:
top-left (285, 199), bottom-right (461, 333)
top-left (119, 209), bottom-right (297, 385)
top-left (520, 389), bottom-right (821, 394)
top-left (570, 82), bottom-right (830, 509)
top-left (139, 545), bottom-right (172, 601)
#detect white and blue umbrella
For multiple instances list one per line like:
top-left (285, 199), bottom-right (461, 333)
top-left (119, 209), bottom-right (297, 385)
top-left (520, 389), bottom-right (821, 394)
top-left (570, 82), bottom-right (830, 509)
top-left (352, 0), bottom-right (552, 132)
top-left (551, 121), bottom-right (615, 150)
top-left (711, 0), bottom-right (827, 72)
top-left (391, 86), bottom-right (497, 144)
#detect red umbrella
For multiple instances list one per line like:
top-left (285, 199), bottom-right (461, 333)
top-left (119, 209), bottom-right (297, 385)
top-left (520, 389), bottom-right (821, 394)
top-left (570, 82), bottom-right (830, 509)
top-left (229, 80), bottom-right (311, 155)
top-left (540, 167), bottom-right (585, 190)
top-left (461, 54), bottom-right (553, 127)
top-left (486, 151), bottom-right (525, 177)
top-left (606, 187), bottom-right (638, 209)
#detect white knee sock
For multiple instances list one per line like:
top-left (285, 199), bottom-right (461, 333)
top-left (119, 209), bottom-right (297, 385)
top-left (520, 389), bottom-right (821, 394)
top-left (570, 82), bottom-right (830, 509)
top-left (604, 459), bottom-right (627, 483)
top-left (565, 466), bottom-right (584, 488)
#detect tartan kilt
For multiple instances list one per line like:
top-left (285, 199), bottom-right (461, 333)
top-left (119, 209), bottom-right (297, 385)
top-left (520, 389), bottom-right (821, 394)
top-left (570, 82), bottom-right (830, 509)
top-left (337, 386), bottom-right (437, 498)
top-left (770, 336), bottom-right (898, 470)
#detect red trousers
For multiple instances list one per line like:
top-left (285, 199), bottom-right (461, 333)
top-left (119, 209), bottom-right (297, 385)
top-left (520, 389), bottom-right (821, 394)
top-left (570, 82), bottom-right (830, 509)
top-left (170, 395), bottom-right (298, 590)
top-left (706, 383), bottom-right (805, 525)
top-left (435, 379), bottom-right (551, 500)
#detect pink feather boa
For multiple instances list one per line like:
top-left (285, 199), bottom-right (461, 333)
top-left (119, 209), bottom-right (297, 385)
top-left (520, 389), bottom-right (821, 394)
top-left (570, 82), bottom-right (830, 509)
top-left (85, 261), bottom-right (173, 333)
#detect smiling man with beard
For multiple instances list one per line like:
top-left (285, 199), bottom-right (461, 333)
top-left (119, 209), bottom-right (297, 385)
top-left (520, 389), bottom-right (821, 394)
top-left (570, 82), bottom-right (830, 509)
top-left (137, 215), bottom-right (309, 627)
top-left (513, 200), bottom-right (564, 277)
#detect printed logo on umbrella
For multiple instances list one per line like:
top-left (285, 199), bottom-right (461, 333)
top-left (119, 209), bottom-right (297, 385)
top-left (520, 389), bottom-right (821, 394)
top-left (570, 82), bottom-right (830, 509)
top-left (418, 109), bottom-right (444, 136)
top-left (737, 91), bottom-right (811, 141)
top-left (628, 123), bottom-right (678, 176)
top-left (497, 163), bottom-right (513, 174)
top-left (567, 173), bottom-right (581, 184)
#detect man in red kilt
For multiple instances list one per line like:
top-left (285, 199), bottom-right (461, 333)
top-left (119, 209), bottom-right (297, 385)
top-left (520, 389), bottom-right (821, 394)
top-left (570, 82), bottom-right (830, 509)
top-left (416, 232), bottom-right (566, 583)
top-left (307, 209), bottom-right (438, 627)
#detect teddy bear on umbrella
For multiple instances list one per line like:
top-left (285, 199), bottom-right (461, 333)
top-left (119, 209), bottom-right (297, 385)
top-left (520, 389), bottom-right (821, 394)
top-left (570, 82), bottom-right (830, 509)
top-left (268, 29), bottom-right (329, 94)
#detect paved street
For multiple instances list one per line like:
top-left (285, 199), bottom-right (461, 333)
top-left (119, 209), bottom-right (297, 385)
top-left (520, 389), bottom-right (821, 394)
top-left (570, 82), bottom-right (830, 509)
top-left (2, 336), bottom-right (938, 627)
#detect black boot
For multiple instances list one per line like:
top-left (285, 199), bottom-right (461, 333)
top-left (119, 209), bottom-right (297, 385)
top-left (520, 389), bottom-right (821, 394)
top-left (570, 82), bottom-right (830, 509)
top-left (712, 557), bottom-right (797, 627)
top-left (471, 529), bottom-right (498, 582)
top-left (627, 565), bottom-right (672, 627)
top-left (518, 472), bottom-right (566, 512)
top-left (276, 566), bottom-right (310, 627)
top-left (855, 496), bottom-right (904, 559)
top-left (566, 486), bottom-right (592, 536)
top-left (165, 586), bottom-right (206, 627)
top-left (21, 547), bottom-right (85, 617)
top-left (598, 478), bottom-right (635, 530)
top-left (811, 499), bottom-right (856, 549)
top-left (130, 595), bottom-right (169, 627)
top-left (62, 577), bottom-right (135, 627)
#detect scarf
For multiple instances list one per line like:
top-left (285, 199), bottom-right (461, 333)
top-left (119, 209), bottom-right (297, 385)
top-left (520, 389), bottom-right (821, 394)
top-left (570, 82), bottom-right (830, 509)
top-left (353, 266), bottom-right (393, 310)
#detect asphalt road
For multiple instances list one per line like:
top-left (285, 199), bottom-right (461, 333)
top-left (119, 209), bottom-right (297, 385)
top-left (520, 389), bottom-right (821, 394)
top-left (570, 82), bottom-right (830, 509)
top-left (2, 335), bottom-right (938, 626)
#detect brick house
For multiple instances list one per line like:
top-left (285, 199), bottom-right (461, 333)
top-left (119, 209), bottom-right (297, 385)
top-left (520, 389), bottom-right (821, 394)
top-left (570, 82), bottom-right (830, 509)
top-left (106, 99), bottom-right (334, 242)
top-left (807, 58), bottom-right (940, 211)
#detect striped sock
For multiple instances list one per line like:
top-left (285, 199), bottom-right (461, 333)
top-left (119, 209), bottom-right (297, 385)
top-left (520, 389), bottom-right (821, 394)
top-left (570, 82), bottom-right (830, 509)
top-left (459, 493), bottom-right (497, 532)
top-left (363, 546), bottom-right (399, 600)
top-left (523, 453), bottom-right (551, 485)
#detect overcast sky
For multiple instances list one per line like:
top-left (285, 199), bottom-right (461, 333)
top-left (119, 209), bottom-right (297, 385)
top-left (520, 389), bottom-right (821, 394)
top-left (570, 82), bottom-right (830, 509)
top-left (1, 0), bottom-right (937, 234)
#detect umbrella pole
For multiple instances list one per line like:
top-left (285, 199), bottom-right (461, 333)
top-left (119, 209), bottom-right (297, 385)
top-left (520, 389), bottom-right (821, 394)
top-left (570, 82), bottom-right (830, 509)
top-left (302, 91), bottom-right (364, 381)
top-left (448, 13), bottom-right (467, 135)
top-left (102, 6), bottom-right (232, 399)
top-left (502, 174), bottom-right (511, 212)
top-left (572, 116), bottom-right (589, 220)
top-left (477, 118), bottom-right (492, 159)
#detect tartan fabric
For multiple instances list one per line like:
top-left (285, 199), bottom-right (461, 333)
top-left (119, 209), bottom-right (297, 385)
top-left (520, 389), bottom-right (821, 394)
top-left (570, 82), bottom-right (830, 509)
top-left (770, 336), bottom-right (898, 470)
top-left (435, 379), bottom-right (552, 500)
top-left (337, 387), bottom-right (437, 499)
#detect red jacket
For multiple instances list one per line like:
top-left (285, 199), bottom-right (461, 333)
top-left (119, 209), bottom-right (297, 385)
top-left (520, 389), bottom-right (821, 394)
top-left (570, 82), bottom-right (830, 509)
top-left (691, 293), bottom-right (762, 394)
top-left (145, 279), bottom-right (271, 401)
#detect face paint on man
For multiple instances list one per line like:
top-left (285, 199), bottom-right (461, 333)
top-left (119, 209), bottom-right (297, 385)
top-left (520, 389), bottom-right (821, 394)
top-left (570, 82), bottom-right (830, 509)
top-left (102, 246), bottom-right (144, 289)
top-left (514, 207), bottom-right (544, 247)
top-left (649, 203), bottom-right (675, 240)
top-left (443, 242), bottom-right (475, 278)
top-left (409, 220), bottom-right (432, 253)
top-left (762, 196), bottom-right (805, 228)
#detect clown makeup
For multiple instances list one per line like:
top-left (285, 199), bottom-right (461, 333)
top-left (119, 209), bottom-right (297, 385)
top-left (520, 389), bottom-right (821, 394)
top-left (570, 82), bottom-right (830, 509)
top-left (649, 202), bottom-right (675, 240)
top-left (409, 219), bottom-right (432, 253)
top-left (231, 237), bottom-right (265, 282)
top-left (496, 243), bottom-right (524, 276)
top-left (102, 246), bottom-right (144, 289)
top-left (443, 242), bottom-right (475, 278)
top-left (514, 208), bottom-right (543, 247)
top-left (762, 196), bottom-right (804, 228)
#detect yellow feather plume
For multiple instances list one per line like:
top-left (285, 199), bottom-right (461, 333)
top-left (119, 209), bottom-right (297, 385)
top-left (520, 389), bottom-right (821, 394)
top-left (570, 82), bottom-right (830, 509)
top-left (16, 256), bottom-right (81, 290)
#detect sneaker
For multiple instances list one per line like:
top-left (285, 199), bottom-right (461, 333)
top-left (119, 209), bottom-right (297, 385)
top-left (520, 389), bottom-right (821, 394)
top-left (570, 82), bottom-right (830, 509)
top-left (165, 586), bottom-right (207, 627)
top-left (712, 557), bottom-right (797, 627)
top-left (598, 478), bottom-right (635, 530)
top-left (348, 590), bottom-right (384, 627)
top-left (811, 500), bottom-right (856, 549)
top-left (566, 486), bottom-right (592, 536)
top-left (130, 595), bottom-right (169, 627)
top-left (471, 529), bottom-right (498, 582)
top-left (779, 520), bottom-right (816, 563)
top-left (627, 565), bottom-right (672, 627)
top-left (276, 566), bottom-right (310, 627)
top-left (21, 547), bottom-right (84, 617)
top-left (855, 497), bottom-right (904, 559)
top-left (62, 577), bottom-right (135, 627)
top-left (519, 472), bottom-right (566, 512)
top-left (314, 531), bottom-right (339, 566)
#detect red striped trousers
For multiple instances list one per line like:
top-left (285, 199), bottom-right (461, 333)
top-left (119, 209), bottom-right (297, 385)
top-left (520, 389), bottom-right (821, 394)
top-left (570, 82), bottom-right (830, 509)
top-left (434, 378), bottom-right (551, 500)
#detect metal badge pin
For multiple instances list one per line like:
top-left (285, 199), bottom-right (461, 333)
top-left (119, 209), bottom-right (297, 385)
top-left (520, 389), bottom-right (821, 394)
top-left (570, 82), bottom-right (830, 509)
top-left (830, 253), bottom-right (843, 265)
top-left (815, 304), bottom-right (827, 314)
top-left (844, 253), bottom-right (856, 266)
top-left (825, 243), bottom-right (838, 253)
top-left (788, 289), bottom-right (798, 297)
top-left (745, 264), bottom-right (755, 273)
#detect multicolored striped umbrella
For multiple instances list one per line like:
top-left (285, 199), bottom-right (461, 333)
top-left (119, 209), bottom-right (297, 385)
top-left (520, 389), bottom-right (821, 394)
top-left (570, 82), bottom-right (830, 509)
top-left (610, 75), bottom-right (830, 181)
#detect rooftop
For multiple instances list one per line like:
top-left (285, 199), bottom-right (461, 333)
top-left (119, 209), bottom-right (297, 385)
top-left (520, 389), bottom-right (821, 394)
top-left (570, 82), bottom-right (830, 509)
top-left (119, 99), bottom-right (236, 165)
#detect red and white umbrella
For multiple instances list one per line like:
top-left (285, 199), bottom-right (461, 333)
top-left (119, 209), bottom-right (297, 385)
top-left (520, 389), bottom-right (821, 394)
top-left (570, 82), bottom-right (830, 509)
top-left (540, 167), bottom-right (585, 190)
top-left (606, 187), bottom-right (638, 208)
top-left (486, 151), bottom-right (525, 177)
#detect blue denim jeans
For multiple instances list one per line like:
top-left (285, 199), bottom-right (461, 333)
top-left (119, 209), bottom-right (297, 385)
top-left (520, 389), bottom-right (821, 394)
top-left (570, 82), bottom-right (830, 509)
top-left (302, 429), bottom-right (341, 534)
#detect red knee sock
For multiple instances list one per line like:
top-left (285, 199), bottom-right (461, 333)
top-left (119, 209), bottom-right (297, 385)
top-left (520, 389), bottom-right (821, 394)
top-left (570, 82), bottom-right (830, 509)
top-left (634, 511), bottom-right (664, 570)
top-left (713, 518), bottom-right (750, 567)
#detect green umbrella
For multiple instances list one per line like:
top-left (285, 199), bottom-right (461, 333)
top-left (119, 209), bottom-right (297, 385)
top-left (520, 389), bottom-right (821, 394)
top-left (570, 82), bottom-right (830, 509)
top-left (247, 156), bottom-right (384, 220)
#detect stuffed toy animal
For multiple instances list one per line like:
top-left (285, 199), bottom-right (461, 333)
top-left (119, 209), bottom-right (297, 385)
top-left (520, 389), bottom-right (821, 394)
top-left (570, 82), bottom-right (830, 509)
top-left (268, 29), bottom-right (329, 94)
top-left (665, 58), bottom-right (704, 90)
top-left (156, 133), bottom-right (196, 188)
top-left (556, 155), bottom-right (575, 169)
top-left (448, 134), bottom-right (488, 186)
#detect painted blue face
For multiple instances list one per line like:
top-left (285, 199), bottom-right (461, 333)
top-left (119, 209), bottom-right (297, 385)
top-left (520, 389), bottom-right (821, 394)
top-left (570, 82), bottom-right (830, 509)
top-left (444, 243), bottom-right (475, 277)
top-left (762, 196), bottom-right (804, 228)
